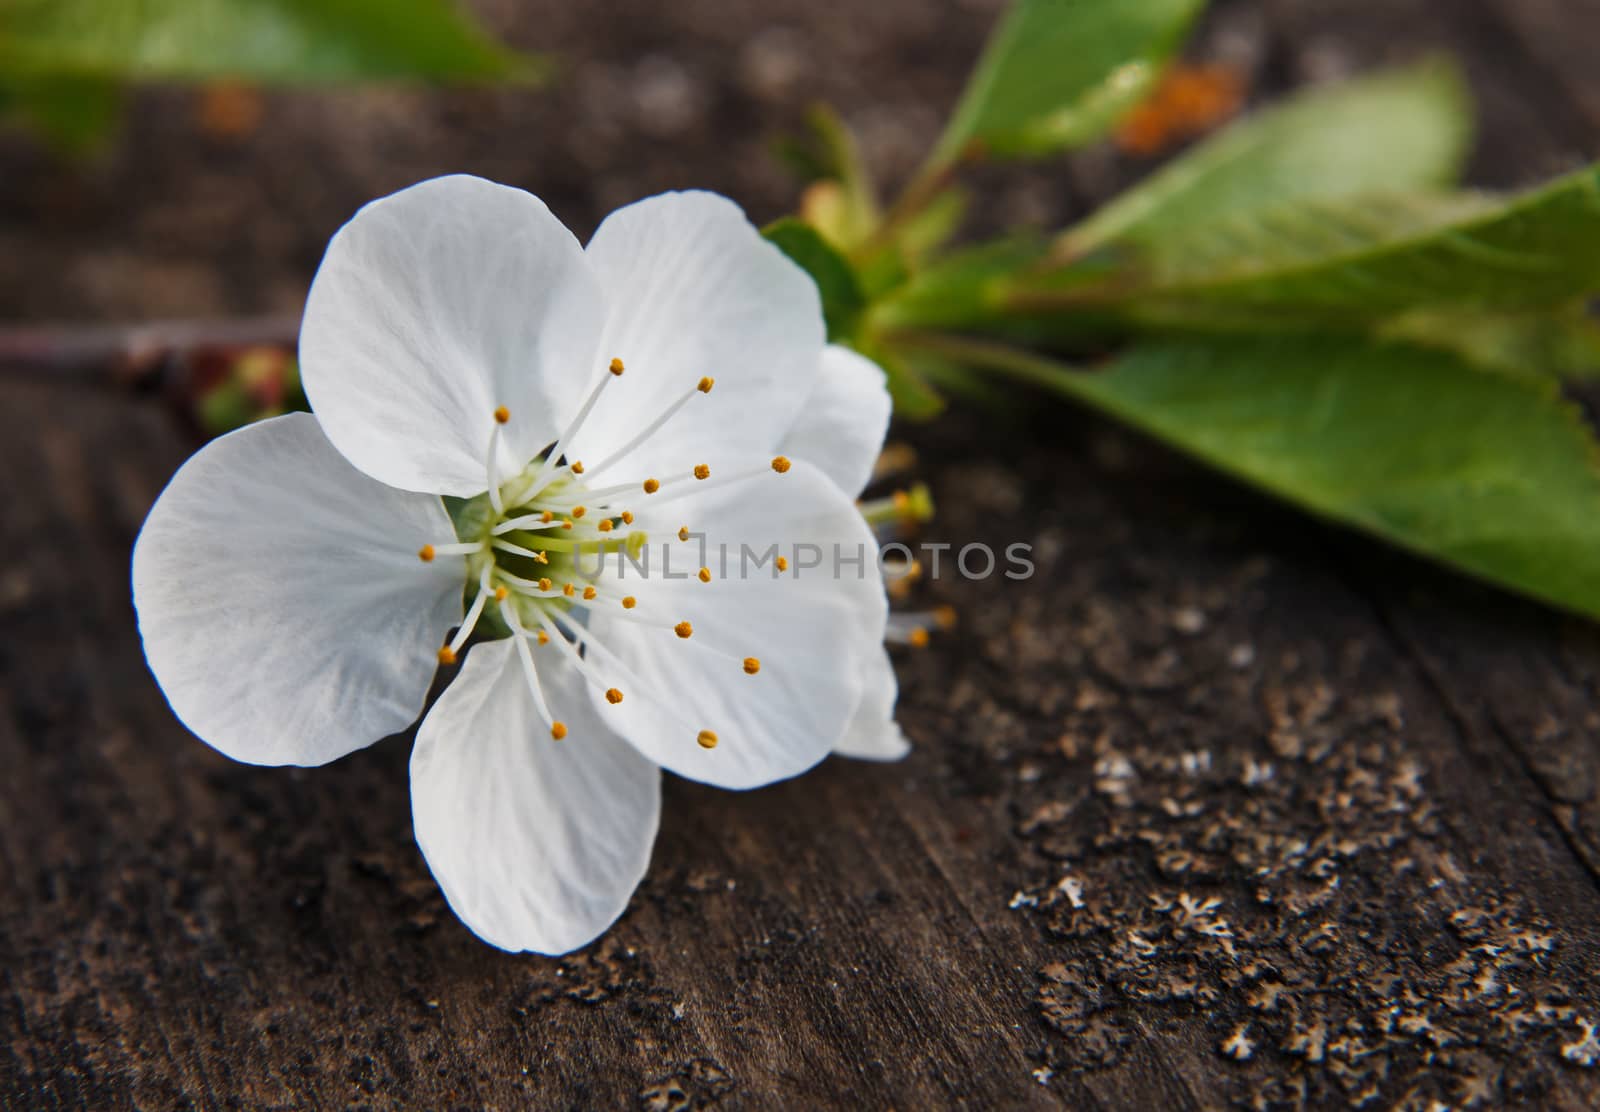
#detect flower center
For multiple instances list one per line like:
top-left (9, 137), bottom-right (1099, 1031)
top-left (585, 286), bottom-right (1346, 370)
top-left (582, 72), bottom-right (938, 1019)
top-left (415, 358), bottom-right (793, 750)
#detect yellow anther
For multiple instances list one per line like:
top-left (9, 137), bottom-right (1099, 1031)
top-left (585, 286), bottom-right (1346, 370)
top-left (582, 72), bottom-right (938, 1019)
top-left (572, 506), bottom-right (587, 519)
top-left (570, 461), bottom-right (585, 475)
top-left (583, 586), bottom-right (597, 600)
top-left (598, 519), bottom-right (614, 532)
top-left (537, 577), bottom-right (553, 592)
top-left (678, 526), bottom-right (690, 542)
top-left (697, 376), bottom-right (714, 393)
top-left (417, 544), bottom-right (436, 562)
top-left (893, 490), bottom-right (911, 511)
top-left (743, 657), bottom-right (761, 675)
top-left (493, 406), bottom-right (510, 425)
top-left (675, 621), bottom-right (694, 639)
top-left (909, 628), bottom-right (931, 648)
top-left (621, 511), bottom-right (635, 524)
top-left (697, 729), bottom-right (719, 750)
top-left (562, 519), bottom-right (574, 530)
top-left (493, 585), bottom-right (510, 602)
top-left (693, 464), bottom-right (711, 481)
top-left (643, 478), bottom-right (660, 494)
top-left (541, 510), bottom-right (554, 523)
top-left (536, 630), bottom-right (550, 645)
top-left (909, 559), bottom-right (924, 580)
top-left (771, 455), bottom-right (792, 474)
top-left (605, 688), bottom-right (624, 705)
top-left (609, 357), bottom-right (625, 376)
top-left (551, 721), bottom-right (568, 740)
top-left (563, 582), bottom-right (576, 597)
top-left (935, 604), bottom-right (958, 629)
top-left (776, 555), bottom-right (790, 572)
top-left (533, 550), bottom-right (549, 564)
top-left (698, 567), bottom-right (712, 583)
top-left (437, 646), bottom-right (457, 665)
top-left (622, 596), bottom-right (637, 610)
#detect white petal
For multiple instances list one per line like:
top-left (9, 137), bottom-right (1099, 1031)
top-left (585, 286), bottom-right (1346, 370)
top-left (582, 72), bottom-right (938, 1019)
top-left (299, 175), bottom-right (607, 496)
top-left (411, 640), bottom-right (660, 954)
top-left (567, 191), bottom-right (824, 482)
top-left (780, 344), bottom-right (893, 499)
top-left (132, 413), bottom-right (464, 766)
top-left (833, 647), bottom-right (910, 762)
top-left (585, 461), bottom-right (888, 789)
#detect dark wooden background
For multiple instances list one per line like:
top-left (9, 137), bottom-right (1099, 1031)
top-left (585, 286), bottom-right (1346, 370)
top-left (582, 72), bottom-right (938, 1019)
top-left (4, 1), bottom-right (1600, 1107)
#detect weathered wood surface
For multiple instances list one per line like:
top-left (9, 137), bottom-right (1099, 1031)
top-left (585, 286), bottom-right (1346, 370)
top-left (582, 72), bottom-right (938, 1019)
top-left (5, 1), bottom-right (1600, 1108)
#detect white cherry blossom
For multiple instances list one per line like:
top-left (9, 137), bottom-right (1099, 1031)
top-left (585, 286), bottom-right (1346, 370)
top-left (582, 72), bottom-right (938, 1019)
top-left (132, 176), bottom-right (903, 954)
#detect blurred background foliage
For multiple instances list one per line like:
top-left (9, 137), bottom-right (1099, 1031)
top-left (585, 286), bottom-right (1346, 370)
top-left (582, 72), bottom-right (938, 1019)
top-left (0, 0), bottom-right (538, 150)
top-left (2, 0), bottom-right (1599, 626)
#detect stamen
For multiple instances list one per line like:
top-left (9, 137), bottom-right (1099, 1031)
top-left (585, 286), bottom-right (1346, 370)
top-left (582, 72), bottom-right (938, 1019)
top-left (698, 567), bottom-right (712, 583)
top-left (598, 519), bottom-right (614, 532)
top-left (622, 596), bottom-right (637, 609)
top-left (776, 556), bottom-right (790, 572)
top-left (492, 513), bottom-right (577, 535)
top-left (678, 526), bottom-right (690, 542)
top-left (586, 377), bottom-right (720, 479)
top-left (524, 357), bottom-right (626, 501)
top-left (438, 646), bottom-right (457, 665)
top-left (571, 461), bottom-right (585, 475)
top-left (909, 628), bottom-right (930, 648)
top-left (630, 461), bottom-right (783, 510)
top-left (418, 541), bottom-right (484, 559)
top-left (537, 630), bottom-right (550, 645)
top-left (537, 577), bottom-right (553, 592)
top-left (563, 583), bottom-right (576, 598)
top-left (571, 506), bottom-right (587, 519)
top-left (494, 585), bottom-right (510, 602)
top-left (622, 511), bottom-right (635, 525)
top-left (444, 567), bottom-right (496, 656)
top-left (501, 598), bottom-right (557, 729)
top-left (486, 415), bottom-right (506, 514)
top-left (494, 406), bottom-right (511, 425)
top-left (551, 722), bottom-right (568, 740)
top-left (697, 729), bottom-right (719, 750)
top-left (771, 456), bottom-right (791, 473)
top-left (743, 657), bottom-right (761, 675)
top-left (583, 586), bottom-right (598, 600)
top-left (491, 538), bottom-right (546, 561)
top-left (605, 688), bottom-right (624, 704)
top-left (675, 621), bottom-right (694, 639)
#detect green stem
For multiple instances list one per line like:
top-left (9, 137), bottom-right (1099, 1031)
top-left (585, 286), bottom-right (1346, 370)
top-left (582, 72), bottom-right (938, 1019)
top-left (888, 331), bottom-right (1096, 400)
top-left (852, 146), bottom-right (973, 263)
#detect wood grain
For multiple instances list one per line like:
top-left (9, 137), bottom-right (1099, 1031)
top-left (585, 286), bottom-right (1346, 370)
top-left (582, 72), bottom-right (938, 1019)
top-left (4, 1), bottom-right (1600, 1108)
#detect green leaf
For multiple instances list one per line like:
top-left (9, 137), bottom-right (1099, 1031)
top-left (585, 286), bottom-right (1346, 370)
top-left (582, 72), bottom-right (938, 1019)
top-left (0, 0), bottom-right (536, 83)
top-left (865, 340), bottom-right (946, 421)
top-left (763, 219), bottom-right (867, 343)
top-left (935, 0), bottom-right (1205, 160)
top-left (785, 105), bottom-right (880, 250)
top-left (1380, 307), bottom-right (1600, 380)
top-left (1116, 167), bottom-right (1600, 313)
top-left (1063, 59), bottom-right (1472, 253)
top-left (0, 72), bottom-right (119, 150)
top-left (918, 331), bottom-right (1600, 622)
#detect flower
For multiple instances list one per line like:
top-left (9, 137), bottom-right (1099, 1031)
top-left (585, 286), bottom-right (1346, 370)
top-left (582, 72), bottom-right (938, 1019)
top-left (132, 175), bottom-right (905, 954)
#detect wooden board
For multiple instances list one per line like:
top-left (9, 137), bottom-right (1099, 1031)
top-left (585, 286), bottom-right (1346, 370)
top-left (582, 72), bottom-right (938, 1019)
top-left (4, 1), bottom-right (1600, 1107)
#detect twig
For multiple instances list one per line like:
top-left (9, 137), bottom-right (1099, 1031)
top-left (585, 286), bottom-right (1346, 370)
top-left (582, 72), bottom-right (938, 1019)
top-left (0, 317), bottom-right (300, 384)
